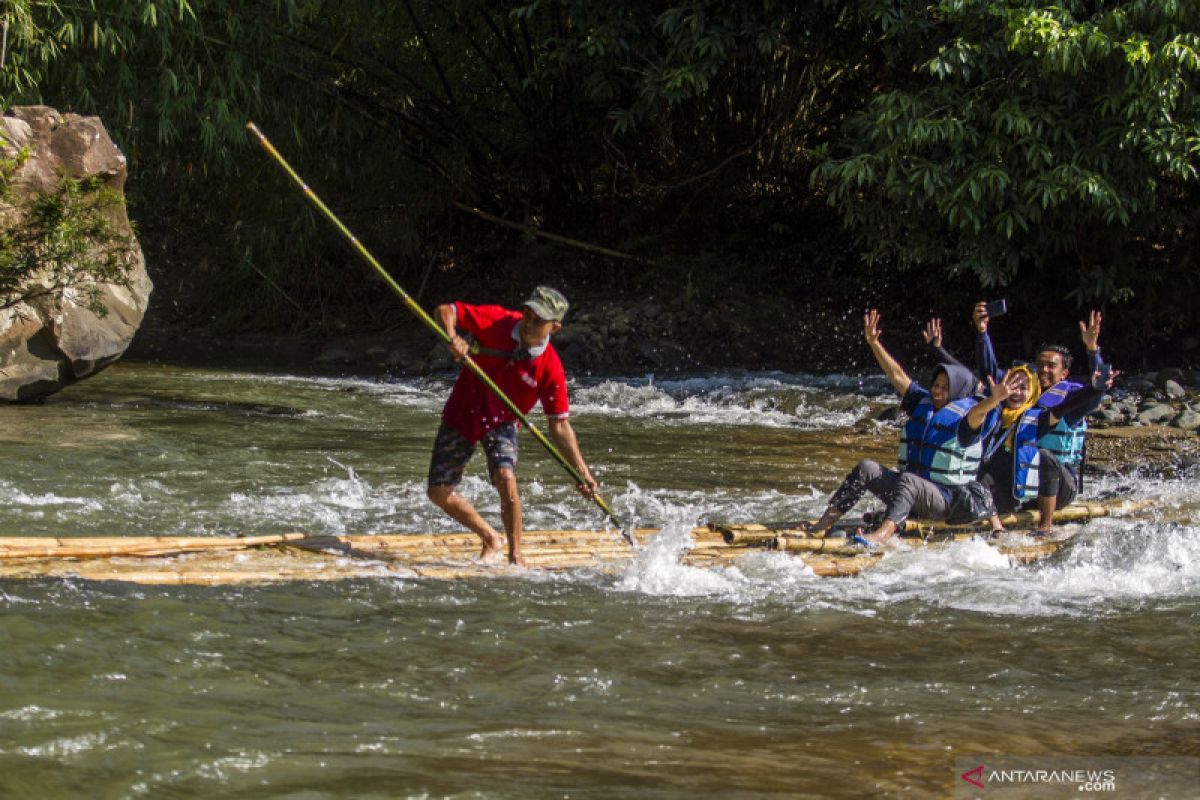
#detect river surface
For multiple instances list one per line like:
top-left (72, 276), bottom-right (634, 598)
top-left (1, 362), bottom-right (1197, 798)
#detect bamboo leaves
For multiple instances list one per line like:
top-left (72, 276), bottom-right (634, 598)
top-left (813, 0), bottom-right (1200, 306)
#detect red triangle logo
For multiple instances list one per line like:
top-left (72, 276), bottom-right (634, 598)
top-left (961, 764), bottom-right (985, 788)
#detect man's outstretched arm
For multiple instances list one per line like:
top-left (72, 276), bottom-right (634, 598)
top-left (548, 417), bottom-right (598, 498)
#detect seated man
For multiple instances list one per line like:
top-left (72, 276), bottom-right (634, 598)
top-left (426, 286), bottom-right (598, 566)
top-left (976, 366), bottom-right (1114, 533)
top-left (973, 304), bottom-right (1107, 528)
top-left (806, 310), bottom-right (1000, 544)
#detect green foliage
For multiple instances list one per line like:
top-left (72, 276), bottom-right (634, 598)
top-left (0, 151), bottom-right (135, 317)
top-left (1, 0), bottom-right (1196, 359)
top-left (0, 1), bottom-right (858, 334)
top-left (812, 0), bottom-right (1200, 309)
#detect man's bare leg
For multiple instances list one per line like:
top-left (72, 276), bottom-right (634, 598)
top-left (493, 468), bottom-right (524, 566)
top-left (427, 485), bottom-right (505, 560)
top-left (1036, 495), bottom-right (1056, 534)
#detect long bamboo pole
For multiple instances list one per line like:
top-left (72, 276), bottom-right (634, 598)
top-left (245, 122), bottom-right (627, 538)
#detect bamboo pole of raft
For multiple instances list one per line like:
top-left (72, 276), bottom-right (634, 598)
top-left (771, 537), bottom-right (877, 556)
top-left (339, 528), bottom-right (673, 551)
top-left (0, 528), bottom-right (675, 562)
top-left (0, 533), bottom-right (311, 560)
top-left (713, 526), bottom-right (780, 546)
top-left (898, 498), bottom-right (1153, 537)
top-left (718, 498), bottom-right (1156, 544)
top-left (0, 533), bottom-right (307, 551)
top-left (328, 539), bottom-right (646, 557)
top-left (802, 556), bottom-right (880, 577)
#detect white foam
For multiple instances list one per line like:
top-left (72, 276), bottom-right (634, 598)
top-left (573, 376), bottom-right (878, 429)
top-left (598, 470), bottom-right (1200, 614)
top-left (0, 482), bottom-right (101, 509)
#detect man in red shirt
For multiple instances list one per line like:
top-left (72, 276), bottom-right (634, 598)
top-left (428, 286), bottom-right (599, 566)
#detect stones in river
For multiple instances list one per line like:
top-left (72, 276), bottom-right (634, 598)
top-left (1092, 408), bottom-right (1125, 426)
top-left (1136, 404), bottom-right (1176, 425)
top-left (1171, 408), bottom-right (1200, 432)
top-left (1162, 379), bottom-right (1187, 400)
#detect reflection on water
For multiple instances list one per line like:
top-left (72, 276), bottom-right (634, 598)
top-left (0, 363), bottom-right (1197, 797)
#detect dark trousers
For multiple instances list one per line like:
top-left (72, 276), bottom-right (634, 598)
top-left (828, 459), bottom-right (951, 525)
top-left (980, 448), bottom-right (1078, 514)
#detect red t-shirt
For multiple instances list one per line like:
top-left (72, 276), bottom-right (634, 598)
top-left (441, 302), bottom-right (570, 443)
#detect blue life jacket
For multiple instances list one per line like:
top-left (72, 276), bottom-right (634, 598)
top-left (1035, 380), bottom-right (1082, 409)
top-left (1036, 380), bottom-right (1087, 466)
top-left (898, 397), bottom-right (985, 486)
top-left (1009, 408), bottom-right (1043, 501)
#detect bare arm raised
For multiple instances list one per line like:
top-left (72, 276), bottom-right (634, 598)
top-left (1079, 310), bottom-right (1102, 354)
top-left (864, 310), bottom-right (912, 397)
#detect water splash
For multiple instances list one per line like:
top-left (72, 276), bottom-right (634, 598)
top-left (574, 376), bottom-right (878, 429)
top-left (599, 472), bottom-right (1200, 615)
top-left (0, 481), bottom-right (104, 523)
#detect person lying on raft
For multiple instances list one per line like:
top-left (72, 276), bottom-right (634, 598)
top-left (804, 310), bottom-right (1000, 545)
top-left (972, 303), bottom-right (1106, 529)
top-left (971, 364), bottom-right (1115, 535)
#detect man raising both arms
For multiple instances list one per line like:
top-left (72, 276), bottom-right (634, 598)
top-left (427, 286), bottom-right (598, 566)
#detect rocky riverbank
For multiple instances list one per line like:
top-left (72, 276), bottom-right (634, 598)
top-left (1090, 370), bottom-right (1200, 431)
top-left (1080, 371), bottom-right (1200, 476)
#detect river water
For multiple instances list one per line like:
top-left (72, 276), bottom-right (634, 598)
top-left (1, 362), bottom-right (1197, 798)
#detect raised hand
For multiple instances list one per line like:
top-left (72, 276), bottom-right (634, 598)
top-left (972, 301), bottom-right (989, 333)
top-left (1092, 366), bottom-right (1119, 391)
top-left (864, 309), bottom-right (883, 345)
top-left (986, 374), bottom-right (1013, 405)
top-left (922, 318), bottom-right (943, 348)
top-left (1080, 310), bottom-right (1102, 352)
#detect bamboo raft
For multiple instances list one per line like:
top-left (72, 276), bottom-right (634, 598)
top-left (0, 499), bottom-right (1153, 586)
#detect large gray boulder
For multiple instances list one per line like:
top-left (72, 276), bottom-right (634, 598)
top-left (0, 106), bottom-right (151, 402)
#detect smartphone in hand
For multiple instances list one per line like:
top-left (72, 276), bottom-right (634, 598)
top-left (985, 299), bottom-right (1008, 317)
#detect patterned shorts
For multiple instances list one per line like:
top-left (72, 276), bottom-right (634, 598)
top-left (427, 421), bottom-right (518, 488)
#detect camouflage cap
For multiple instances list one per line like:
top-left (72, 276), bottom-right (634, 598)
top-left (523, 285), bottom-right (569, 322)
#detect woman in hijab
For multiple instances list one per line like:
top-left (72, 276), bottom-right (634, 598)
top-left (804, 311), bottom-right (1000, 544)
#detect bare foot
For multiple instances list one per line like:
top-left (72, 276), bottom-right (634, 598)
top-left (509, 553), bottom-right (527, 568)
top-left (475, 533), bottom-right (505, 563)
top-left (863, 519), bottom-right (899, 545)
